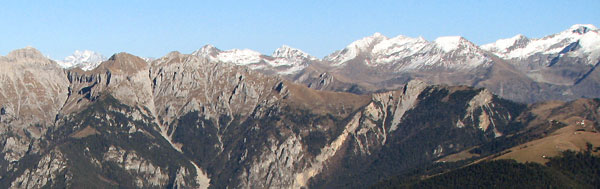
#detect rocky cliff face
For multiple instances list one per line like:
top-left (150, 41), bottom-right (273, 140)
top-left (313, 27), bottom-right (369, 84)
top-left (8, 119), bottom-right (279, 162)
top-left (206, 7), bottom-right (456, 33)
top-left (0, 47), bottom-right (69, 168)
top-left (0, 47), bottom-right (598, 188)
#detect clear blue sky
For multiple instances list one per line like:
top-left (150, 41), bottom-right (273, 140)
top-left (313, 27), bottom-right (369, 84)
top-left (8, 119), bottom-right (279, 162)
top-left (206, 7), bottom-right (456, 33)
top-left (1, 0), bottom-right (598, 59)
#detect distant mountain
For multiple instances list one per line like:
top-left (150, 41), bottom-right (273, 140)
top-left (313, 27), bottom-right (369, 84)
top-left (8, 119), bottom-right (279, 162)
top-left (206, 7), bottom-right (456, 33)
top-left (482, 24), bottom-right (600, 86)
top-left (323, 33), bottom-right (490, 70)
top-left (284, 24), bottom-right (600, 103)
top-left (43, 24), bottom-right (600, 103)
top-left (56, 50), bottom-right (107, 71)
top-left (191, 44), bottom-right (315, 75)
top-left (482, 24), bottom-right (600, 64)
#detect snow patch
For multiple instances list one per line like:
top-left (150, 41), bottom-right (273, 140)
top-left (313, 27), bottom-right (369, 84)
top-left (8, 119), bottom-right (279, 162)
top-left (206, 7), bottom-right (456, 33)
top-left (569, 24), bottom-right (598, 32)
top-left (272, 45), bottom-right (316, 60)
top-left (434, 36), bottom-right (464, 52)
top-left (481, 34), bottom-right (528, 53)
top-left (192, 44), bottom-right (313, 75)
top-left (216, 49), bottom-right (263, 65)
top-left (372, 35), bottom-right (430, 58)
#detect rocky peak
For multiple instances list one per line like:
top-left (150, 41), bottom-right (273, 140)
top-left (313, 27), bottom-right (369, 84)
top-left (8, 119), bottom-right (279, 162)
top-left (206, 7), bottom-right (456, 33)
top-left (5, 47), bottom-right (50, 63)
top-left (56, 50), bottom-right (106, 71)
top-left (153, 51), bottom-right (199, 67)
top-left (342, 32), bottom-right (386, 45)
top-left (324, 32), bottom-right (389, 64)
top-left (434, 36), bottom-right (478, 52)
top-left (481, 34), bottom-right (530, 54)
top-left (95, 52), bottom-right (148, 74)
top-left (568, 24), bottom-right (598, 34)
top-left (272, 45), bottom-right (315, 60)
top-left (192, 44), bottom-right (221, 57)
top-left (61, 51), bottom-right (155, 116)
top-left (405, 79), bottom-right (428, 90)
top-left (348, 32), bottom-right (388, 50)
top-left (165, 51), bottom-right (183, 58)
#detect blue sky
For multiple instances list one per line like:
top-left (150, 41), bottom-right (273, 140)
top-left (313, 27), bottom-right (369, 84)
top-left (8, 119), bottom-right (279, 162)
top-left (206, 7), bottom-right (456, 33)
top-left (1, 0), bottom-right (598, 59)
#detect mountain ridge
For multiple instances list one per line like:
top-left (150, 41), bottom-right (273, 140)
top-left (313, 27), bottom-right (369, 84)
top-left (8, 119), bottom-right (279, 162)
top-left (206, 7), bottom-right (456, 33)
top-left (25, 24), bottom-right (597, 73)
top-left (6, 24), bottom-right (599, 105)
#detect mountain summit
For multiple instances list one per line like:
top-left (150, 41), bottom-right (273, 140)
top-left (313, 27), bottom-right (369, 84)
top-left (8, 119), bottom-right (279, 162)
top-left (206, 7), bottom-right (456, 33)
top-left (272, 45), bottom-right (316, 60)
top-left (56, 50), bottom-right (107, 71)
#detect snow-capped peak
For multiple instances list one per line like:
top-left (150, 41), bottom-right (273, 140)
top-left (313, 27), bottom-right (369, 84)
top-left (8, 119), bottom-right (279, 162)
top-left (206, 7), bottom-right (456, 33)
top-left (192, 44), bottom-right (221, 57)
top-left (323, 32), bottom-right (489, 70)
top-left (434, 36), bottom-right (471, 52)
top-left (568, 24), bottom-right (598, 34)
top-left (56, 50), bottom-right (106, 71)
top-left (348, 32), bottom-right (388, 50)
top-left (272, 45), bottom-right (316, 60)
top-left (324, 33), bottom-right (388, 64)
top-left (192, 45), bottom-right (264, 65)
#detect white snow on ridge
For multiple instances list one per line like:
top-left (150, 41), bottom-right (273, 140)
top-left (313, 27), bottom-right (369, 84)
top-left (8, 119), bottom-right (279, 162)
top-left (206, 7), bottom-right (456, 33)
top-left (215, 49), bottom-right (263, 65)
top-left (372, 35), bottom-right (430, 57)
top-left (56, 50), bottom-right (106, 71)
top-left (371, 36), bottom-right (434, 65)
top-left (480, 34), bottom-right (528, 53)
top-left (324, 33), bottom-right (388, 65)
top-left (578, 30), bottom-right (600, 63)
top-left (345, 32), bottom-right (387, 52)
top-left (434, 36), bottom-right (465, 52)
top-left (569, 24), bottom-right (598, 32)
top-left (482, 24), bottom-right (600, 64)
top-left (323, 32), bottom-right (488, 70)
top-left (192, 44), bottom-right (315, 75)
top-left (272, 45), bottom-right (316, 60)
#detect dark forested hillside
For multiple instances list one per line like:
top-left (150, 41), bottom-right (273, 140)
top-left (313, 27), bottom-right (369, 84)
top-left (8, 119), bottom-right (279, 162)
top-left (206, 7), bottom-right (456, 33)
top-left (374, 149), bottom-right (600, 188)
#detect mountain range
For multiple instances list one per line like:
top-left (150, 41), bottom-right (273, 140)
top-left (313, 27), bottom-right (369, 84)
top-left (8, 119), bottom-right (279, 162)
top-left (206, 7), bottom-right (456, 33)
top-left (0, 24), bottom-right (599, 188)
top-left (56, 24), bottom-right (600, 103)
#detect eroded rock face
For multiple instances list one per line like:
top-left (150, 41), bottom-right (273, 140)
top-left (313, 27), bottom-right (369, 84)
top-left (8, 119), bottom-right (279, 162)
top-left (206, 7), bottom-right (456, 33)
top-left (103, 146), bottom-right (169, 188)
top-left (0, 48), bottom-right (69, 127)
top-left (10, 150), bottom-right (69, 188)
top-left (60, 52), bottom-right (155, 116)
top-left (150, 52), bottom-right (282, 131)
top-left (0, 48), bottom-right (69, 165)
